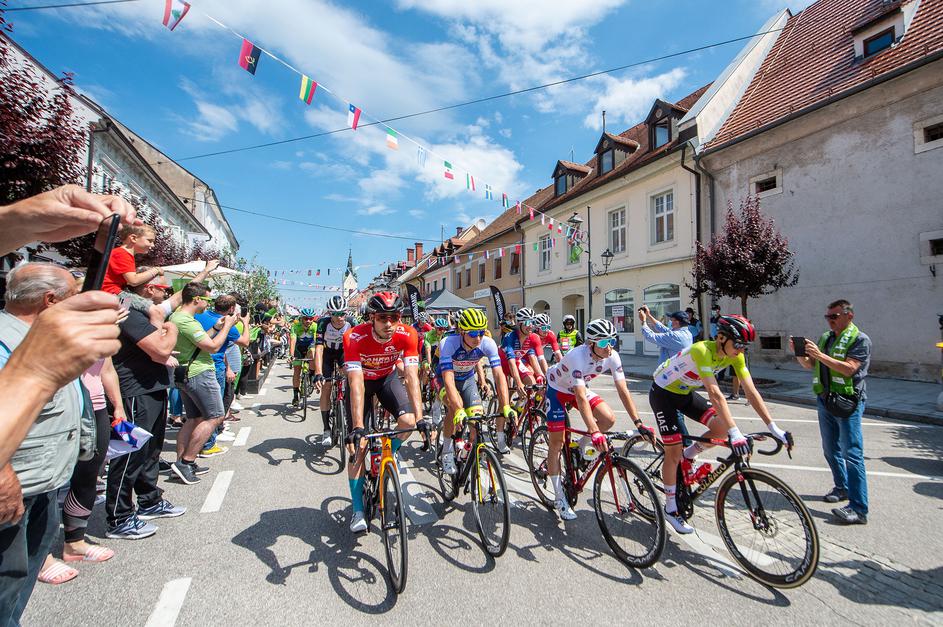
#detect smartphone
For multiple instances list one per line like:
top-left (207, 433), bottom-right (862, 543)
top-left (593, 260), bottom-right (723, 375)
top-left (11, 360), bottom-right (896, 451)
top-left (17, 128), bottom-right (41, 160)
top-left (235, 303), bottom-right (242, 317)
top-left (792, 336), bottom-right (807, 357)
top-left (82, 214), bottom-right (121, 292)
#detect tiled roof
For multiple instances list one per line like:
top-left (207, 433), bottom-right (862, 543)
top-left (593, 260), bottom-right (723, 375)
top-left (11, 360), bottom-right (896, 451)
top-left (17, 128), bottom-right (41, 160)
top-left (557, 160), bottom-right (593, 174)
top-left (602, 132), bottom-right (641, 150)
top-left (459, 185), bottom-right (555, 252)
top-left (707, 0), bottom-right (943, 149)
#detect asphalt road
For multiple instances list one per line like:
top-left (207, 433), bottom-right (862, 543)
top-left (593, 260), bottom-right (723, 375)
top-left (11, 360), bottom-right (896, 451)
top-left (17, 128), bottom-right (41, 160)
top-left (23, 362), bottom-right (943, 626)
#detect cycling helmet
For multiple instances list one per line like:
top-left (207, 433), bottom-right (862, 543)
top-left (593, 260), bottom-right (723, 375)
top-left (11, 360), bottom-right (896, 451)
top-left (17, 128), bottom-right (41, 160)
top-left (563, 315), bottom-right (576, 324)
top-left (585, 318), bottom-right (617, 342)
top-left (433, 316), bottom-right (449, 329)
top-left (515, 307), bottom-right (536, 324)
top-left (535, 313), bottom-right (551, 328)
top-left (458, 308), bottom-right (488, 331)
top-left (326, 295), bottom-right (347, 312)
top-left (299, 308), bottom-right (315, 318)
top-left (418, 312), bottom-right (430, 324)
top-left (366, 291), bottom-right (403, 314)
top-left (716, 315), bottom-right (756, 347)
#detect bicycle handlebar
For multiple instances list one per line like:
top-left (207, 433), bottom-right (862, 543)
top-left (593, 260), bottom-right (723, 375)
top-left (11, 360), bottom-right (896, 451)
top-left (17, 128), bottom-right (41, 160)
top-left (748, 431), bottom-right (794, 459)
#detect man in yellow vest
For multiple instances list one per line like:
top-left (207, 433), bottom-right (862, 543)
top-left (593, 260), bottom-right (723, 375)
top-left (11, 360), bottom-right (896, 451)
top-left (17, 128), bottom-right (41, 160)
top-left (791, 299), bottom-right (871, 525)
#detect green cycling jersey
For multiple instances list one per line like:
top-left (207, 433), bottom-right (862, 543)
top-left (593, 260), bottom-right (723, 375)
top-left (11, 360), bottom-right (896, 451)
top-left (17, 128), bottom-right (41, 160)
top-left (653, 340), bottom-right (748, 395)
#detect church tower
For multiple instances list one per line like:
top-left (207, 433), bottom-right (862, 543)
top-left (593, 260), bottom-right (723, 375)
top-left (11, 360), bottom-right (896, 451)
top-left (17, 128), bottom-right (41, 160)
top-left (342, 249), bottom-right (358, 298)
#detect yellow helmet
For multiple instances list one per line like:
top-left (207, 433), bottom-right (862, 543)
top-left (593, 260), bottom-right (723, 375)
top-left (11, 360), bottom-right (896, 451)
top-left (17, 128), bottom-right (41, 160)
top-left (458, 308), bottom-right (488, 331)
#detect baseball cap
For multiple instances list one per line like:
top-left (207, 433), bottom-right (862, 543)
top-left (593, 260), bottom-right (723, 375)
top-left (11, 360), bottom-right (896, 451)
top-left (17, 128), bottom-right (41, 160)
top-left (669, 311), bottom-right (689, 324)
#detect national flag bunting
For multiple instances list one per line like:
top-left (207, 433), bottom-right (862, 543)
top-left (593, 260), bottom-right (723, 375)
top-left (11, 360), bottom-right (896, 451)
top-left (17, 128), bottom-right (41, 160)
top-left (444, 161), bottom-right (454, 180)
top-left (466, 173), bottom-right (476, 191)
top-left (299, 75), bottom-right (317, 104)
top-left (239, 39), bottom-right (261, 75)
top-left (485, 250), bottom-right (490, 259)
top-left (516, 201), bottom-right (522, 215)
top-left (540, 213), bottom-right (545, 225)
top-left (499, 246), bottom-right (505, 257)
top-left (557, 222), bottom-right (563, 234)
top-left (417, 146), bottom-right (427, 168)
top-left (162, 0), bottom-right (190, 31)
top-left (548, 218), bottom-right (554, 231)
top-left (502, 193), bottom-right (510, 208)
top-left (347, 104), bottom-right (362, 130)
top-left (515, 244), bottom-right (521, 254)
top-left (484, 184), bottom-right (494, 200)
top-left (528, 206), bottom-right (534, 220)
top-left (386, 129), bottom-right (399, 150)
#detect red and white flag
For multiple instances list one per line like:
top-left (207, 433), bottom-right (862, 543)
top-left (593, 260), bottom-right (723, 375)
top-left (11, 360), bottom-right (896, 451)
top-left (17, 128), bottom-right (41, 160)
top-left (347, 104), bottom-right (362, 130)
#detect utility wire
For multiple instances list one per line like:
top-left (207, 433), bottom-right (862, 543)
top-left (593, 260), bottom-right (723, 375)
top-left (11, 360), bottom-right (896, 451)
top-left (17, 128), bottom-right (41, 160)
top-left (6, 0), bottom-right (140, 11)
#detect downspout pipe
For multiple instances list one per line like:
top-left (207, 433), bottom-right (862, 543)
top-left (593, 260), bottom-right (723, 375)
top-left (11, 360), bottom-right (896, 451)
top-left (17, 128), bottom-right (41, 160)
top-left (680, 142), bottom-right (704, 330)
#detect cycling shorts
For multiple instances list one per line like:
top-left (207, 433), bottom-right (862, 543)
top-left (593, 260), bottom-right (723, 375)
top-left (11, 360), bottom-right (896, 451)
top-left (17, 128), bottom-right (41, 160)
top-left (437, 373), bottom-right (482, 412)
top-left (648, 383), bottom-right (717, 445)
top-left (292, 341), bottom-right (314, 364)
top-left (545, 386), bottom-right (604, 433)
top-left (344, 371), bottom-right (412, 429)
top-left (322, 348), bottom-right (344, 379)
top-left (501, 358), bottom-right (535, 379)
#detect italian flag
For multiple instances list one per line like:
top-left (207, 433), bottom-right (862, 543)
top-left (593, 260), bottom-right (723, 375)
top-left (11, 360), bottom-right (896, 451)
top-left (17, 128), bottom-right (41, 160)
top-left (386, 129), bottom-right (399, 150)
top-left (162, 0), bottom-right (190, 31)
top-left (299, 75), bottom-right (317, 105)
top-left (466, 173), bottom-right (476, 191)
top-left (444, 161), bottom-right (454, 180)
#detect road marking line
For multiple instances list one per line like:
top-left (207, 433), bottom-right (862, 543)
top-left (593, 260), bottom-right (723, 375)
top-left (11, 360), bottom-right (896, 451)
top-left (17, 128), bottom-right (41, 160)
top-left (145, 577), bottom-right (192, 627)
top-left (251, 402), bottom-right (261, 409)
top-left (617, 410), bottom-right (913, 428)
top-left (395, 458), bottom-right (439, 526)
top-left (233, 427), bottom-right (251, 447)
top-left (677, 531), bottom-right (744, 579)
top-left (751, 462), bottom-right (943, 482)
top-left (260, 387), bottom-right (268, 396)
top-left (200, 470), bottom-right (234, 513)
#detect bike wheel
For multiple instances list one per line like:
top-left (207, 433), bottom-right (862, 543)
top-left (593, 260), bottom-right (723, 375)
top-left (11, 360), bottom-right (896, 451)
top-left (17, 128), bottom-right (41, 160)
top-left (619, 435), bottom-right (665, 519)
top-left (334, 400), bottom-right (347, 467)
top-left (594, 456), bottom-right (666, 569)
top-left (300, 377), bottom-right (309, 421)
top-left (471, 445), bottom-right (510, 557)
top-left (486, 395), bottom-right (500, 449)
top-left (381, 460), bottom-right (408, 594)
top-left (525, 426), bottom-right (557, 510)
top-left (715, 468), bottom-right (820, 588)
top-left (520, 409), bottom-right (545, 457)
top-left (435, 428), bottom-right (459, 502)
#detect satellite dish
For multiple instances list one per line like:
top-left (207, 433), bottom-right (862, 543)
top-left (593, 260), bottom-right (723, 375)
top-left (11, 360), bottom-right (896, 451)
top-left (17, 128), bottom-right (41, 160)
top-left (475, 218), bottom-right (486, 230)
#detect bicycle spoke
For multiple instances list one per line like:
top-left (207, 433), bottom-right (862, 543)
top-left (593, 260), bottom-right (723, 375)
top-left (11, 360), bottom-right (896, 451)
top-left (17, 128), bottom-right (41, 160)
top-left (594, 457), bottom-right (665, 569)
top-left (472, 446), bottom-right (510, 557)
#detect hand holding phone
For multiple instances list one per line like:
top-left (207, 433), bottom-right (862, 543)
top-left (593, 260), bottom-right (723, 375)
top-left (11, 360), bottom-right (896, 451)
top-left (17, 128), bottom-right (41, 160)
top-left (791, 336), bottom-right (807, 357)
top-left (82, 214), bottom-right (121, 292)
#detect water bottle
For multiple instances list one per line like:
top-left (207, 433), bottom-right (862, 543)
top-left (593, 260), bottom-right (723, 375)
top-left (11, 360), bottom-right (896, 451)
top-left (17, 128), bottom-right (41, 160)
top-left (579, 435), bottom-right (598, 462)
top-left (370, 448), bottom-right (380, 476)
top-left (455, 437), bottom-right (468, 464)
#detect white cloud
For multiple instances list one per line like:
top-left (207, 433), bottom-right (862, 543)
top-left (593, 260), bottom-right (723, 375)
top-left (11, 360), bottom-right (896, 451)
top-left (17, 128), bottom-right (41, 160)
top-left (357, 204), bottom-right (397, 216)
top-left (582, 68), bottom-right (688, 130)
top-left (271, 160), bottom-right (293, 170)
top-left (498, 128), bottom-right (512, 139)
top-left (184, 101), bottom-right (239, 141)
top-left (408, 209), bottom-right (426, 218)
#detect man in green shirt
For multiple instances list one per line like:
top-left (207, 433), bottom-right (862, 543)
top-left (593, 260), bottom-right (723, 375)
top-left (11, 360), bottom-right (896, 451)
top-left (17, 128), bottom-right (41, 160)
top-left (169, 282), bottom-right (236, 485)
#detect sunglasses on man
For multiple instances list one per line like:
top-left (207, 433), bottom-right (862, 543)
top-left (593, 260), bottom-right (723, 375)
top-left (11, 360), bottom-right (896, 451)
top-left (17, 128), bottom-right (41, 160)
top-left (464, 330), bottom-right (486, 338)
top-left (374, 313), bottom-right (401, 322)
top-left (595, 338), bottom-right (615, 349)
top-left (330, 311), bottom-right (346, 317)
top-left (823, 312), bottom-right (846, 320)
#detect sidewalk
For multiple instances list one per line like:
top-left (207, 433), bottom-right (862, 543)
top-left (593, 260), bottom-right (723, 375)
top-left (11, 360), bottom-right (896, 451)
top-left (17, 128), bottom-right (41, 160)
top-left (618, 352), bottom-right (943, 426)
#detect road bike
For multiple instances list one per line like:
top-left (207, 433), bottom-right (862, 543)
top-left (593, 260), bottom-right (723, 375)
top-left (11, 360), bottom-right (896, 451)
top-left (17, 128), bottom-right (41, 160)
top-left (620, 431), bottom-right (819, 588)
top-left (527, 420), bottom-right (666, 569)
top-left (434, 412), bottom-right (511, 557)
top-left (296, 357), bottom-right (313, 422)
top-left (489, 383), bottom-right (545, 455)
top-left (325, 371), bottom-right (348, 466)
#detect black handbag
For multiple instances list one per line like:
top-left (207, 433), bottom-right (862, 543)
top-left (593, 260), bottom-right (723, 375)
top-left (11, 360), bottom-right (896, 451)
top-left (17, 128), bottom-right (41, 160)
top-left (174, 348), bottom-right (201, 386)
top-left (822, 365), bottom-right (860, 419)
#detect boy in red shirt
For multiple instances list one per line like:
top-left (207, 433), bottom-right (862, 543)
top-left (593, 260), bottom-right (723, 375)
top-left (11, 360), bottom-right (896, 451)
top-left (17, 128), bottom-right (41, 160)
top-left (102, 224), bottom-right (165, 295)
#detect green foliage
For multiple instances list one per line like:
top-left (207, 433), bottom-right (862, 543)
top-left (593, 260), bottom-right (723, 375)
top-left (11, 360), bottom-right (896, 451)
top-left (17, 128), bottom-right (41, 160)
top-left (211, 255), bottom-right (279, 309)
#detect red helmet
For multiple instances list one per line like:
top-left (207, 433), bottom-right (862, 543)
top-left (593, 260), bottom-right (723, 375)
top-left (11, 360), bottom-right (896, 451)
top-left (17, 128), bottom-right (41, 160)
top-left (366, 291), bottom-right (403, 314)
top-left (716, 315), bottom-right (756, 347)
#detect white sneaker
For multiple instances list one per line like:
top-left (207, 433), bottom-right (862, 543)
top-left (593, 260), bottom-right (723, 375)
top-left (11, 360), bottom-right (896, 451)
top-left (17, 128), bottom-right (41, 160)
top-left (665, 508), bottom-right (694, 534)
top-left (230, 400), bottom-right (244, 411)
top-left (555, 498), bottom-right (577, 521)
top-left (349, 511), bottom-right (368, 533)
top-left (321, 431), bottom-right (332, 447)
top-left (496, 433), bottom-right (510, 454)
top-left (441, 451), bottom-right (457, 475)
top-left (215, 432), bottom-right (236, 442)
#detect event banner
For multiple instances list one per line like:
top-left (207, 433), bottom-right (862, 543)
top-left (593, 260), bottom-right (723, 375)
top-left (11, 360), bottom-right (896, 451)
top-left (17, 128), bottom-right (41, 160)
top-left (490, 285), bottom-right (506, 327)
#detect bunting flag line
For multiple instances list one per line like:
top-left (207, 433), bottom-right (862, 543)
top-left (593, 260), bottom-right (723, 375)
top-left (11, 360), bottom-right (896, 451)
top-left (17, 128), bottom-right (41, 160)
top-left (386, 129), bottom-right (399, 150)
top-left (516, 200), bottom-right (522, 215)
top-left (299, 75), bottom-right (317, 104)
top-left (540, 213), bottom-right (545, 225)
top-left (484, 184), bottom-right (494, 201)
top-left (162, 0), bottom-right (189, 30)
top-left (466, 173), bottom-right (476, 191)
top-left (548, 218), bottom-right (554, 231)
top-left (502, 193), bottom-right (510, 209)
top-left (238, 39), bottom-right (261, 74)
top-left (529, 206), bottom-right (535, 220)
top-left (444, 161), bottom-right (454, 180)
top-left (417, 146), bottom-right (427, 168)
top-left (347, 104), bottom-right (362, 130)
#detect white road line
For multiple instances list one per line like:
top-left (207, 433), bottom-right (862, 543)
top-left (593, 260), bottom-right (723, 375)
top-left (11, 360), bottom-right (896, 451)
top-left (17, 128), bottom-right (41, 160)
top-left (395, 458), bottom-right (439, 526)
top-left (144, 577), bottom-right (192, 627)
top-left (251, 402), bottom-right (261, 410)
top-left (617, 410), bottom-right (918, 428)
top-left (675, 531), bottom-right (744, 579)
top-left (260, 387), bottom-right (268, 396)
top-left (750, 462), bottom-right (942, 482)
top-left (233, 427), bottom-right (251, 447)
top-left (200, 470), bottom-right (234, 513)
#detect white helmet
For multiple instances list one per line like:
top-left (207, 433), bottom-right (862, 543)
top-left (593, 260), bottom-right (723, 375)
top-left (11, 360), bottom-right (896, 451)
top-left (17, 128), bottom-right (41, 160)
top-left (585, 318), bottom-right (617, 341)
top-left (326, 295), bottom-right (348, 312)
top-left (515, 307), bottom-right (536, 324)
top-left (535, 313), bottom-right (551, 327)
top-left (563, 314), bottom-right (576, 324)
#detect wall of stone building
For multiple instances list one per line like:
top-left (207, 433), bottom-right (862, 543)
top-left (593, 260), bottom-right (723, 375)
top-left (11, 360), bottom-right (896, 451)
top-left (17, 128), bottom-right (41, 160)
top-left (702, 63), bottom-right (943, 381)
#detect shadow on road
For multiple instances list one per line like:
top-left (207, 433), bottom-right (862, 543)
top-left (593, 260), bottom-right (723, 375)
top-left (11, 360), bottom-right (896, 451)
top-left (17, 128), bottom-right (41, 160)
top-left (248, 436), bottom-right (344, 475)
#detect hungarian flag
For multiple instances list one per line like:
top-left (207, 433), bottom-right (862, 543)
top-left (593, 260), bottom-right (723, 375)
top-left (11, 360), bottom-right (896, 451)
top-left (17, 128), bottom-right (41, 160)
top-left (466, 173), bottom-right (476, 191)
top-left (299, 75), bottom-right (317, 104)
top-left (386, 129), bottom-right (398, 150)
top-left (239, 39), bottom-right (261, 75)
top-left (444, 161), bottom-right (454, 180)
top-left (347, 104), bottom-right (362, 130)
top-left (162, 0), bottom-right (189, 31)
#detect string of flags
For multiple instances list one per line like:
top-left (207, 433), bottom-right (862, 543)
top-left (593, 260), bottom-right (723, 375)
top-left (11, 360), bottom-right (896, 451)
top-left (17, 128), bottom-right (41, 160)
top-left (158, 0), bottom-right (586, 240)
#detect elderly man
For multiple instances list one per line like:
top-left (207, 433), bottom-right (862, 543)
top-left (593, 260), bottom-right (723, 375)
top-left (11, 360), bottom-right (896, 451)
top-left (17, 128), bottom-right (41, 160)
top-left (639, 306), bottom-right (693, 363)
top-left (0, 263), bottom-right (89, 622)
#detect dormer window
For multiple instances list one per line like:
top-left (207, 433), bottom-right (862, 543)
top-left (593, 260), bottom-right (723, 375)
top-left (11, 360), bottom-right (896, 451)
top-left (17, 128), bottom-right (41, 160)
top-left (555, 174), bottom-right (569, 196)
top-left (850, 3), bottom-right (913, 60)
top-left (552, 161), bottom-right (591, 197)
top-left (646, 102), bottom-right (680, 150)
top-left (863, 27), bottom-right (895, 56)
top-left (653, 120), bottom-right (670, 148)
top-left (594, 133), bottom-right (638, 175)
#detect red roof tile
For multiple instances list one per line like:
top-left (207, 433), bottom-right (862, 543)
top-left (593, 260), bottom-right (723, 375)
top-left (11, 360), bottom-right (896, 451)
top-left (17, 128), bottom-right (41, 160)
top-left (707, 0), bottom-right (943, 149)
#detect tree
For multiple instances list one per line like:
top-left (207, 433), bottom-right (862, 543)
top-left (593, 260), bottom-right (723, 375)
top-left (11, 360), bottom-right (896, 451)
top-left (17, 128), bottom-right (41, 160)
top-left (211, 255), bottom-right (279, 309)
top-left (687, 196), bottom-right (799, 318)
top-left (0, 10), bottom-right (87, 204)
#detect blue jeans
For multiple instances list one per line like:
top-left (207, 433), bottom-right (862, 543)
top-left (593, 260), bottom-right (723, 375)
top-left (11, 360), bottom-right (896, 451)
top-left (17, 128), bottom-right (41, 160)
top-left (816, 396), bottom-right (869, 515)
top-left (169, 387), bottom-right (183, 416)
top-left (202, 364), bottom-right (227, 451)
top-left (0, 491), bottom-right (60, 626)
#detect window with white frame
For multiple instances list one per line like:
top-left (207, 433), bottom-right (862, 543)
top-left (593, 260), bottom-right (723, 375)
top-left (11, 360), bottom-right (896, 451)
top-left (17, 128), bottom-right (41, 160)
top-left (651, 191), bottom-right (674, 244)
top-left (749, 168), bottom-right (783, 198)
top-left (914, 114), bottom-right (943, 154)
top-left (608, 207), bottom-right (626, 254)
top-left (539, 235), bottom-right (552, 272)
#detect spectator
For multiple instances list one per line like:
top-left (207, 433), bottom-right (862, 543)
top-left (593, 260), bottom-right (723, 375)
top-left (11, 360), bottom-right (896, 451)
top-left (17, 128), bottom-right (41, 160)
top-left (709, 304), bottom-right (721, 339)
top-left (0, 263), bottom-right (88, 620)
top-left (638, 306), bottom-right (693, 363)
top-left (793, 299), bottom-right (871, 525)
top-left (685, 307), bottom-right (702, 341)
top-left (106, 277), bottom-right (186, 539)
top-left (100, 224), bottom-right (164, 296)
top-left (169, 282), bottom-right (235, 485)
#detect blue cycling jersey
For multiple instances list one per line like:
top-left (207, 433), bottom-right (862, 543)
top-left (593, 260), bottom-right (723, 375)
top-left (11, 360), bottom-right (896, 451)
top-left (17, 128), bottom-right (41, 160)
top-left (437, 334), bottom-right (501, 381)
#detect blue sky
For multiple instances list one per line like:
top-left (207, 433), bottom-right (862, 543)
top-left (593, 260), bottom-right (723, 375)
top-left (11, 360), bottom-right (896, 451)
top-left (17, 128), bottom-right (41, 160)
top-left (9, 0), bottom-right (810, 307)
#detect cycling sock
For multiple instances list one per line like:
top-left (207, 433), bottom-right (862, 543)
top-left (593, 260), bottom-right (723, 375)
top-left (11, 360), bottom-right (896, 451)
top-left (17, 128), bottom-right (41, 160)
top-left (665, 485), bottom-right (678, 514)
top-left (321, 410), bottom-right (331, 431)
top-left (683, 443), bottom-right (704, 460)
top-left (292, 388), bottom-right (299, 400)
top-left (349, 478), bottom-right (365, 513)
top-left (391, 438), bottom-right (403, 456)
top-left (550, 475), bottom-right (564, 501)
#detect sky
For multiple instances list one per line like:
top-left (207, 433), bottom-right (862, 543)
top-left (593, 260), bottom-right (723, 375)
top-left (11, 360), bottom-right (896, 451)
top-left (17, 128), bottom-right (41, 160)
top-left (8, 0), bottom-right (813, 307)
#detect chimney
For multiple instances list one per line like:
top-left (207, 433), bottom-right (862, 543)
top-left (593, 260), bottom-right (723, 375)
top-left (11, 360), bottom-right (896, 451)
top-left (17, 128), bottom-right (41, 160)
top-left (406, 247), bottom-right (414, 264)
top-left (456, 226), bottom-right (464, 237)
top-left (414, 242), bottom-right (423, 259)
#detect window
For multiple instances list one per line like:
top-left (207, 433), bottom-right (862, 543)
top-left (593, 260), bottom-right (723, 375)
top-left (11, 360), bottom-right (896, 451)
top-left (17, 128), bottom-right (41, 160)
top-left (456, 270), bottom-right (462, 290)
top-left (608, 208), bottom-right (626, 254)
top-left (510, 251), bottom-right (520, 275)
top-left (932, 238), bottom-right (943, 256)
top-left (539, 235), bottom-right (552, 272)
top-left (494, 257), bottom-right (502, 280)
top-left (926, 123), bottom-right (943, 143)
top-left (863, 27), bottom-right (894, 56)
top-left (433, 279), bottom-right (438, 292)
top-left (651, 191), bottom-right (674, 244)
top-left (478, 263), bottom-right (485, 284)
top-left (600, 149), bottom-right (614, 174)
top-left (755, 177), bottom-right (777, 193)
top-left (605, 289), bottom-right (635, 334)
top-left (465, 268), bottom-right (471, 286)
top-left (554, 174), bottom-right (567, 197)
top-left (749, 168), bottom-right (783, 197)
top-left (760, 335), bottom-right (782, 350)
top-left (653, 121), bottom-right (670, 148)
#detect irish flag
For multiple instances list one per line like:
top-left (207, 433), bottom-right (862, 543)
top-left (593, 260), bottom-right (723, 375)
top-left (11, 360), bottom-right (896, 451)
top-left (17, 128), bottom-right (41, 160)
top-left (162, 0), bottom-right (189, 31)
top-left (444, 161), bottom-right (454, 180)
top-left (347, 104), bottom-right (362, 130)
top-left (299, 75), bottom-right (317, 105)
top-left (386, 129), bottom-right (398, 150)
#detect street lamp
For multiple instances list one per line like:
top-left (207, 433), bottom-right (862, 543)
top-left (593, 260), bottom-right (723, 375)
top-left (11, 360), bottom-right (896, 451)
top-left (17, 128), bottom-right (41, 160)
top-left (569, 207), bottom-right (614, 321)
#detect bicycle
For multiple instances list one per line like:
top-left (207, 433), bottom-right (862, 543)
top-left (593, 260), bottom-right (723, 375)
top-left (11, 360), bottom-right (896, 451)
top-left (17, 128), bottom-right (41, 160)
top-left (526, 420), bottom-right (666, 569)
top-left (620, 430), bottom-right (819, 588)
top-left (488, 383), bottom-right (545, 455)
top-left (326, 372), bottom-right (348, 466)
top-left (434, 412), bottom-right (511, 557)
top-left (297, 358), bottom-right (313, 422)
top-left (352, 425), bottom-right (417, 594)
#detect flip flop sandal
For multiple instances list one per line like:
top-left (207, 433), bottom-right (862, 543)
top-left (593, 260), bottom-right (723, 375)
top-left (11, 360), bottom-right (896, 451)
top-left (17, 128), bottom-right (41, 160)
top-left (63, 545), bottom-right (115, 563)
top-left (38, 561), bottom-right (78, 585)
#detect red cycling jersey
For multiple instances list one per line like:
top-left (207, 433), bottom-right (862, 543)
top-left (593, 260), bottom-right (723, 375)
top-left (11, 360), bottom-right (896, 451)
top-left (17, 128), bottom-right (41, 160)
top-left (499, 330), bottom-right (543, 377)
top-left (343, 322), bottom-right (420, 380)
top-left (541, 330), bottom-right (560, 354)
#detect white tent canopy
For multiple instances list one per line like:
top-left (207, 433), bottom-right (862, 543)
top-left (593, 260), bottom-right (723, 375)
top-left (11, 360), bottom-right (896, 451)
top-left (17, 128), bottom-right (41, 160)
top-left (162, 261), bottom-right (244, 281)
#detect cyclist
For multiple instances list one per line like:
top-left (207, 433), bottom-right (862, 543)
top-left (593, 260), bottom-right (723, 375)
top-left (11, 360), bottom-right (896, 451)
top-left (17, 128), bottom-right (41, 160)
top-left (543, 319), bottom-right (650, 520)
top-left (438, 308), bottom-right (517, 472)
top-left (499, 308), bottom-right (544, 403)
top-left (343, 292), bottom-right (422, 533)
top-left (534, 313), bottom-right (563, 373)
top-left (289, 308), bottom-right (318, 407)
top-left (557, 314), bottom-right (583, 355)
top-left (312, 295), bottom-right (351, 446)
top-left (423, 316), bottom-right (451, 372)
top-left (647, 315), bottom-right (789, 534)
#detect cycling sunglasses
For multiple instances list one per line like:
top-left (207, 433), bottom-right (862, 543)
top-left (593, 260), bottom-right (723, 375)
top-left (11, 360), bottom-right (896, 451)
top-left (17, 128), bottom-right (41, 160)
top-left (374, 313), bottom-right (401, 322)
top-left (330, 311), bottom-right (346, 316)
top-left (464, 330), bottom-right (486, 338)
top-left (595, 338), bottom-right (616, 348)
top-left (540, 325), bottom-right (551, 332)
